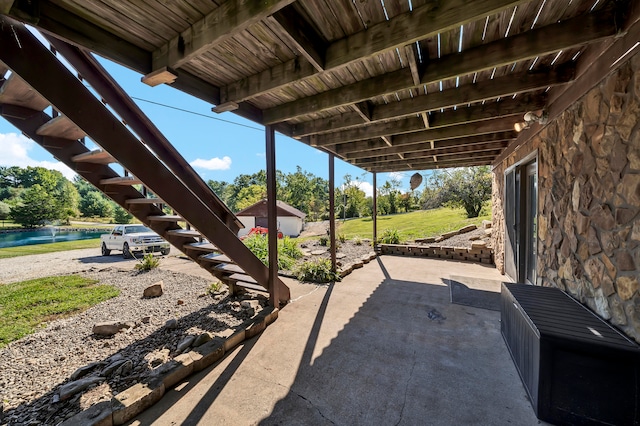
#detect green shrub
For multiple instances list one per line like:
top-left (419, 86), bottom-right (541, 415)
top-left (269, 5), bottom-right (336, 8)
top-left (353, 236), bottom-right (363, 245)
top-left (338, 233), bottom-right (347, 243)
top-left (281, 236), bottom-right (303, 259)
top-left (319, 236), bottom-right (328, 246)
top-left (296, 259), bottom-right (341, 283)
top-left (135, 253), bottom-right (160, 271)
top-left (242, 234), bottom-right (297, 270)
top-left (207, 281), bottom-right (223, 294)
top-left (379, 228), bottom-right (401, 244)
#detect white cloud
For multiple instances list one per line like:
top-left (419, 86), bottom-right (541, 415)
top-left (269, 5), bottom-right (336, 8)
top-left (0, 132), bottom-right (76, 180)
top-left (357, 181), bottom-right (374, 197)
top-left (389, 171), bottom-right (406, 181)
top-left (190, 156), bottom-right (232, 170)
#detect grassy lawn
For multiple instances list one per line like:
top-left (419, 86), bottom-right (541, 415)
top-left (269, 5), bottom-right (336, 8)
top-left (337, 206), bottom-right (491, 241)
top-left (0, 238), bottom-right (101, 259)
top-left (0, 275), bottom-right (119, 347)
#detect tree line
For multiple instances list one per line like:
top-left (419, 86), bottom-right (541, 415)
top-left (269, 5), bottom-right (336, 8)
top-left (0, 164), bottom-right (491, 228)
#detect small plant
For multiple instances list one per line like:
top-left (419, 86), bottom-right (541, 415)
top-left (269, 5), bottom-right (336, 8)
top-left (281, 236), bottom-right (303, 259)
top-left (353, 236), bottom-right (363, 245)
top-left (379, 228), bottom-right (401, 244)
top-left (319, 236), bottom-right (328, 246)
top-left (207, 281), bottom-right (223, 295)
top-left (135, 253), bottom-right (160, 271)
top-left (296, 259), bottom-right (341, 283)
top-left (338, 233), bottom-right (347, 243)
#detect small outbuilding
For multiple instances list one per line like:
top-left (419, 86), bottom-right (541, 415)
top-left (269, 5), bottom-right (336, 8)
top-left (236, 199), bottom-right (306, 238)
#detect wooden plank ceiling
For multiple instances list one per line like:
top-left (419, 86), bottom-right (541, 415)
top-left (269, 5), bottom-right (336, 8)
top-left (1, 0), bottom-right (631, 172)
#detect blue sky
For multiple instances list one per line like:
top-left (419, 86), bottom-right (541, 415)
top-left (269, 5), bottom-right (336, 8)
top-left (0, 31), bottom-right (423, 196)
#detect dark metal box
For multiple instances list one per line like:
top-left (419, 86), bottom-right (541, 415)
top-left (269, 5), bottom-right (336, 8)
top-left (501, 283), bottom-right (640, 425)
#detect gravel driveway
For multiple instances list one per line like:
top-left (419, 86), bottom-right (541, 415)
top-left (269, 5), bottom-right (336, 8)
top-left (0, 248), bottom-right (140, 284)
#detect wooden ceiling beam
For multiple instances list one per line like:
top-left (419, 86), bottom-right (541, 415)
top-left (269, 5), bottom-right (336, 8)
top-left (353, 142), bottom-right (509, 165)
top-left (313, 94), bottom-right (544, 146)
top-left (372, 66), bottom-right (574, 122)
top-left (325, 0), bottom-right (529, 69)
top-left (268, 7), bottom-right (326, 72)
top-left (362, 152), bottom-right (501, 171)
top-left (151, 0), bottom-right (295, 72)
top-left (263, 8), bottom-right (614, 124)
top-left (370, 159), bottom-right (490, 173)
top-left (4, 1), bottom-right (150, 73)
top-left (220, 0), bottom-right (527, 106)
top-left (334, 131), bottom-right (517, 160)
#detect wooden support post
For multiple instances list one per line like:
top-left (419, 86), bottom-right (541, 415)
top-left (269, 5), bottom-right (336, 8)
top-left (373, 172), bottom-right (377, 248)
top-left (329, 153), bottom-right (336, 272)
top-left (266, 125), bottom-right (279, 307)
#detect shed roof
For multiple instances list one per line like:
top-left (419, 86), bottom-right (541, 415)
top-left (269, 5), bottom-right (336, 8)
top-left (236, 200), bottom-right (306, 219)
top-left (3, 0), bottom-right (638, 172)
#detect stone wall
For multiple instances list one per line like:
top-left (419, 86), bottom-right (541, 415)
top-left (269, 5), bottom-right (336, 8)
top-left (493, 52), bottom-right (640, 342)
top-left (379, 243), bottom-right (494, 265)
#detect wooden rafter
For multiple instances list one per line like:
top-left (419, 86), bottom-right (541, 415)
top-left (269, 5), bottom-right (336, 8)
top-left (151, 0), bottom-right (296, 72)
top-left (261, 8), bottom-right (616, 124)
top-left (219, 0), bottom-right (529, 105)
top-left (313, 94), bottom-right (545, 146)
top-left (354, 143), bottom-right (509, 166)
top-left (268, 6), bottom-right (326, 72)
top-left (342, 132), bottom-right (516, 159)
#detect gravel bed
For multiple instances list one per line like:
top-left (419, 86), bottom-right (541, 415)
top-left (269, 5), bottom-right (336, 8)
top-left (435, 228), bottom-right (493, 249)
top-left (0, 267), bottom-right (259, 425)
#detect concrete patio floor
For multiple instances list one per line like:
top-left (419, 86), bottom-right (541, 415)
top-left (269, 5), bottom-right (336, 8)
top-left (129, 255), bottom-right (543, 425)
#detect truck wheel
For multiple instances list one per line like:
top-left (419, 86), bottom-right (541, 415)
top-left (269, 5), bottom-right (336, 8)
top-left (122, 242), bottom-right (132, 259)
top-left (101, 243), bottom-right (111, 256)
top-left (160, 248), bottom-right (170, 255)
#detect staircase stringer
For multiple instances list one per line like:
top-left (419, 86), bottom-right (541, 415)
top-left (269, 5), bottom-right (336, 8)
top-left (0, 17), bottom-right (290, 305)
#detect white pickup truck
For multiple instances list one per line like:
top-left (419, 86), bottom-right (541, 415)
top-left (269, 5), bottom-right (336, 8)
top-left (101, 224), bottom-right (170, 258)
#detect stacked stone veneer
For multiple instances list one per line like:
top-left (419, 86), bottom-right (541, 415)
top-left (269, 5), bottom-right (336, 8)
top-left (493, 52), bottom-right (640, 342)
top-left (379, 243), bottom-right (494, 264)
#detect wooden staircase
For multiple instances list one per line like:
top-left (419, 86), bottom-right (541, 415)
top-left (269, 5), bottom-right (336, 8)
top-left (0, 18), bottom-right (289, 306)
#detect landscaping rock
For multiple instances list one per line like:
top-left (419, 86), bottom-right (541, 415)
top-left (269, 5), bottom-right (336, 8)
top-left (59, 376), bottom-right (104, 401)
top-left (482, 220), bottom-right (492, 229)
top-left (310, 249), bottom-right (327, 255)
top-left (69, 362), bottom-right (101, 381)
top-left (165, 319), bottom-right (178, 329)
top-left (143, 281), bottom-right (163, 298)
top-left (193, 332), bottom-right (212, 347)
top-left (240, 300), bottom-right (260, 309)
top-left (458, 225), bottom-right (477, 234)
top-left (92, 321), bottom-right (132, 336)
top-left (176, 335), bottom-right (196, 353)
top-left (101, 359), bottom-right (127, 377)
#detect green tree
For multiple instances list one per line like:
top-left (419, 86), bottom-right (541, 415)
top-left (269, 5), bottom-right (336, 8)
top-left (10, 184), bottom-right (59, 227)
top-left (236, 184), bottom-right (266, 210)
top-left (0, 200), bottom-right (10, 220)
top-left (79, 191), bottom-right (113, 217)
top-left (432, 166), bottom-right (492, 218)
top-left (113, 205), bottom-right (133, 224)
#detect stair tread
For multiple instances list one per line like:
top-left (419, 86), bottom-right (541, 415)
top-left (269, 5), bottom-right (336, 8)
top-left (186, 242), bottom-right (218, 252)
top-left (233, 281), bottom-right (268, 293)
top-left (228, 273), bottom-right (259, 285)
top-left (0, 73), bottom-right (49, 111)
top-left (71, 149), bottom-right (115, 165)
top-left (199, 253), bottom-right (231, 263)
top-left (214, 263), bottom-right (244, 274)
top-left (125, 197), bottom-right (164, 204)
top-left (166, 229), bottom-right (201, 237)
top-left (147, 215), bottom-right (183, 222)
top-left (36, 115), bottom-right (86, 140)
top-left (100, 176), bottom-right (142, 185)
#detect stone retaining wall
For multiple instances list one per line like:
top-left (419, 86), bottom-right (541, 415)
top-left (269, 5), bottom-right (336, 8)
top-left (492, 52), bottom-right (640, 342)
top-left (379, 243), bottom-right (494, 265)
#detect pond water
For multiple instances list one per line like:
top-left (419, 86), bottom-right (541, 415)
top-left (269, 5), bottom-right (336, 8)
top-left (0, 229), bottom-right (105, 248)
